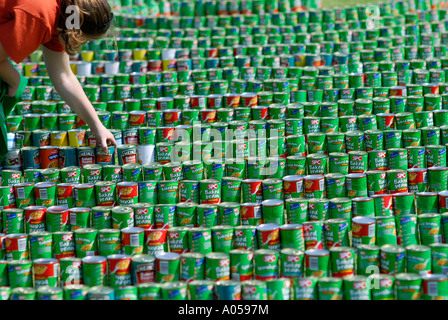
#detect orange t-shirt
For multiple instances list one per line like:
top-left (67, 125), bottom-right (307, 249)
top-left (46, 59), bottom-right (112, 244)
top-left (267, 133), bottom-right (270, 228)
top-left (0, 0), bottom-right (65, 63)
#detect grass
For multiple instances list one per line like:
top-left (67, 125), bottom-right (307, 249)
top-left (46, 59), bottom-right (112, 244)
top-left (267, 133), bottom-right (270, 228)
top-left (323, 0), bottom-right (385, 8)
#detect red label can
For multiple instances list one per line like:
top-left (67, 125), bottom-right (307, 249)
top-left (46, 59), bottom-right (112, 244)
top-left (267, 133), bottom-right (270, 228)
top-left (144, 229), bottom-right (168, 247)
top-left (224, 94), bottom-right (241, 108)
top-left (40, 146), bottom-right (59, 169)
top-left (129, 111), bottom-right (146, 127)
top-left (117, 182), bottom-right (138, 205)
top-left (200, 109), bottom-right (217, 123)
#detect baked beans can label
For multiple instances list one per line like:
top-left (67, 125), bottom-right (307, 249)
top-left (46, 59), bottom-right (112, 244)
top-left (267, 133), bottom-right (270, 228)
top-left (98, 229), bottom-right (121, 257)
top-left (199, 180), bottom-right (221, 204)
top-left (60, 258), bottom-right (83, 286)
top-left (343, 276), bottom-right (371, 300)
top-left (158, 181), bottom-right (179, 205)
top-left (180, 252), bottom-right (205, 283)
top-left (257, 224), bottom-right (281, 251)
top-left (74, 228), bottom-right (98, 258)
top-left (406, 245), bottom-right (431, 277)
top-left (3, 209), bottom-right (24, 234)
top-left (330, 247), bottom-right (355, 278)
top-left (375, 216), bottom-right (398, 246)
top-left (293, 277), bottom-right (318, 300)
top-left (380, 245), bottom-right (406, 275)
top-left (95, 182), bottom-right (116, 206)
top-left (229, 249), bottom-right (254, 282)
top-left (82, 256), bottom-right (107, 287)
top-left (279, 248), bottom-right (304, 279)
top-left (131, 255), bottom-right (156, 285)
top-left (303, 221), bottom-right (324, 250)
top-left (52, 231), bottom-right (75, 260)
top-left (24, 206), bottom-right (46, 233)
top-left (233, 226), bottom-right (257, 251)
top-left (352, 217), bottom-right (376, 248)
top-left (324, 218), bottom-right (350, 249)
top-left (418, 213), bottom-right (443, 245)
top-left (167, 227), bottom-right (189, 254)
top-left (121, 227), bottom-right (145, 256)
top-left (253, 249), bottom-right (279, 281)
top-left (7, 260), bottom-right (33, 288)
top-left (61, 167), bottom-right (81, 184)
top-left (156, 252), bottom-right (181, 283)
top-left (356, 245), bottom-right (380, 277)
top-left (133, 204), bottom-right (154, 230)
top-left (5, 234), bottom-right (29, 260)
top-left (395, 273), bottom-right (423, 300)
top-left (117, 182), bottom-right (139, 206)
top-left (56, 183), bottom-right (75, 209)
top-left (107, 254), bottom-right (132, 288)
top-left (154, 205), bottom-right (176, 230)
top-left (305, 249), bottom-right (330, 278)
top-left (91, 207), bottom-right (112, 230)
top-left (29, 232), bottom-right (53, 260)
top-left (304, 175), bottom-right (326, 199)
top-left (386, 170), bottom-right (408, 194)
top-left (33, 258), bottom-right (59, 288)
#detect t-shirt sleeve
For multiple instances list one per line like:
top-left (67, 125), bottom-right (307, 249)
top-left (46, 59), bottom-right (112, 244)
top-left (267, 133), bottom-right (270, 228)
top-left (0, 9), bottom-right (49, 63)
top-left (43, 32), bottom-right (65, 53)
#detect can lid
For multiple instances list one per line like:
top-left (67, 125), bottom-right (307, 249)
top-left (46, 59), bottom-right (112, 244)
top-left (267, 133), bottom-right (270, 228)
top-left (352, 216), bottom-right (376, 224)
top-left (280, 248), bottom-right (304, 255)
top-left (205, 252), bottom-right (229, 259)
top-left (155, 252), bottom-right (181, 261)
top-left (107, 254), bottom-right (131, 260)
top-left (283, 175), bottom-right (303, 181)
top-left (304, 249), bottom-right (330, 256)
top-left (131, 254), bottom-right (156, 263)
top-left (33, 258), bottom-right (59, 265)
top-left (395, 273), bottom-right (422, 281)
top-left (261, 199), bottom-right (284, 207)
top-left (280, 224), bottom-right (303, 231)
top-left (121, 227), bottom-right (144, 234)
top-left (381, 244), bottom-right (406, 253)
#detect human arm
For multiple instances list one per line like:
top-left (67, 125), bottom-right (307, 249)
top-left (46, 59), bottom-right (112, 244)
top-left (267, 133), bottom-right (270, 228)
top-left (42, 45), bottom-right (116, 151)
top-left (0, 42), bottom-right (21, 97)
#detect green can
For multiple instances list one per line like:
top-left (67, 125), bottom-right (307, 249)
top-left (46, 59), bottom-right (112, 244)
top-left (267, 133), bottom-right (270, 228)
top-left (7, 260), bottom-right (33, 288)
top-left (74, 228), bottom-right (98, 258)
top-left (380, 245), bottom-right (406, 275)
top-left (418, 213), bottom-right (442, 245)
top-left (229, 249), bottom-right (254, 282)
top-left (356, 244), bottom-right (381, 276)
top-left (29, 231), bottom-right (53, 260)
top-left (343, 276), bottom-right (371, 300)
top-left (395, 273), bottom-right (423, 300)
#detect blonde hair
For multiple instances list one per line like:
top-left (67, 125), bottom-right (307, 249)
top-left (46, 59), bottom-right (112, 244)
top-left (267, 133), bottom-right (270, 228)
top-left (58, 0), bottom-right (113, 55)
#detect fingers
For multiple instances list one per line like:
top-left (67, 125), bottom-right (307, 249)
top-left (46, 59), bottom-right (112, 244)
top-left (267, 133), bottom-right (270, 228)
top-left (101, 138), bottom-right (108, 153)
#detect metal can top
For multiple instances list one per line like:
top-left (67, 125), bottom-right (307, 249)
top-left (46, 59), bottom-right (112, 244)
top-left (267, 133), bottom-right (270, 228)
top-left (107, 254), bottom-right (131, 260)
top-left (131, 254), bottom-right (156, 263)
top-left (304, 249), bottom-right (330, 256)
top-left (181, 252), bottom-right (205, 259)
top-left (155, 252), bottom-right (181, 261)
top-left (381, 244), bottom-right (406, 254)
top-left (352, 216), bottom-right (376, 224)
top-left (205, 252), bottom-right (229, 259)
top-left (279, 224), bottom-right (303, 231)
top-left (121, 227), bottom-right (145, 234)
top-left (261, 199), bottom-right (284, 207)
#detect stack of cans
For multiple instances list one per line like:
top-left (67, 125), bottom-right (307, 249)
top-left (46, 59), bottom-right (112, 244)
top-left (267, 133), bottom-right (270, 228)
top-left (4, 0), bottom-right (448, 300)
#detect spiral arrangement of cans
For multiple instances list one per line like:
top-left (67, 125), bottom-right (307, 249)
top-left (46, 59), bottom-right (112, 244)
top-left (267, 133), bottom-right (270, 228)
top-left (5, 0), bottom-right (448, 301)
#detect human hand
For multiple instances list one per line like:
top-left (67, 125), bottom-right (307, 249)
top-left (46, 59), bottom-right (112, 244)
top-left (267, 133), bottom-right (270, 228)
top-left (92, 124), bottom-right (117, 152)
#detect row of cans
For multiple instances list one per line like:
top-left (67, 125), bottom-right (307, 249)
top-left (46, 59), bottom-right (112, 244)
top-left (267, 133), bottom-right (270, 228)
top-left (2, 204), bottom-right (448, 253)
top-left (1, 272), bottom-right (447, 300)
top-left (1, 244), bottom-right (448, 299)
